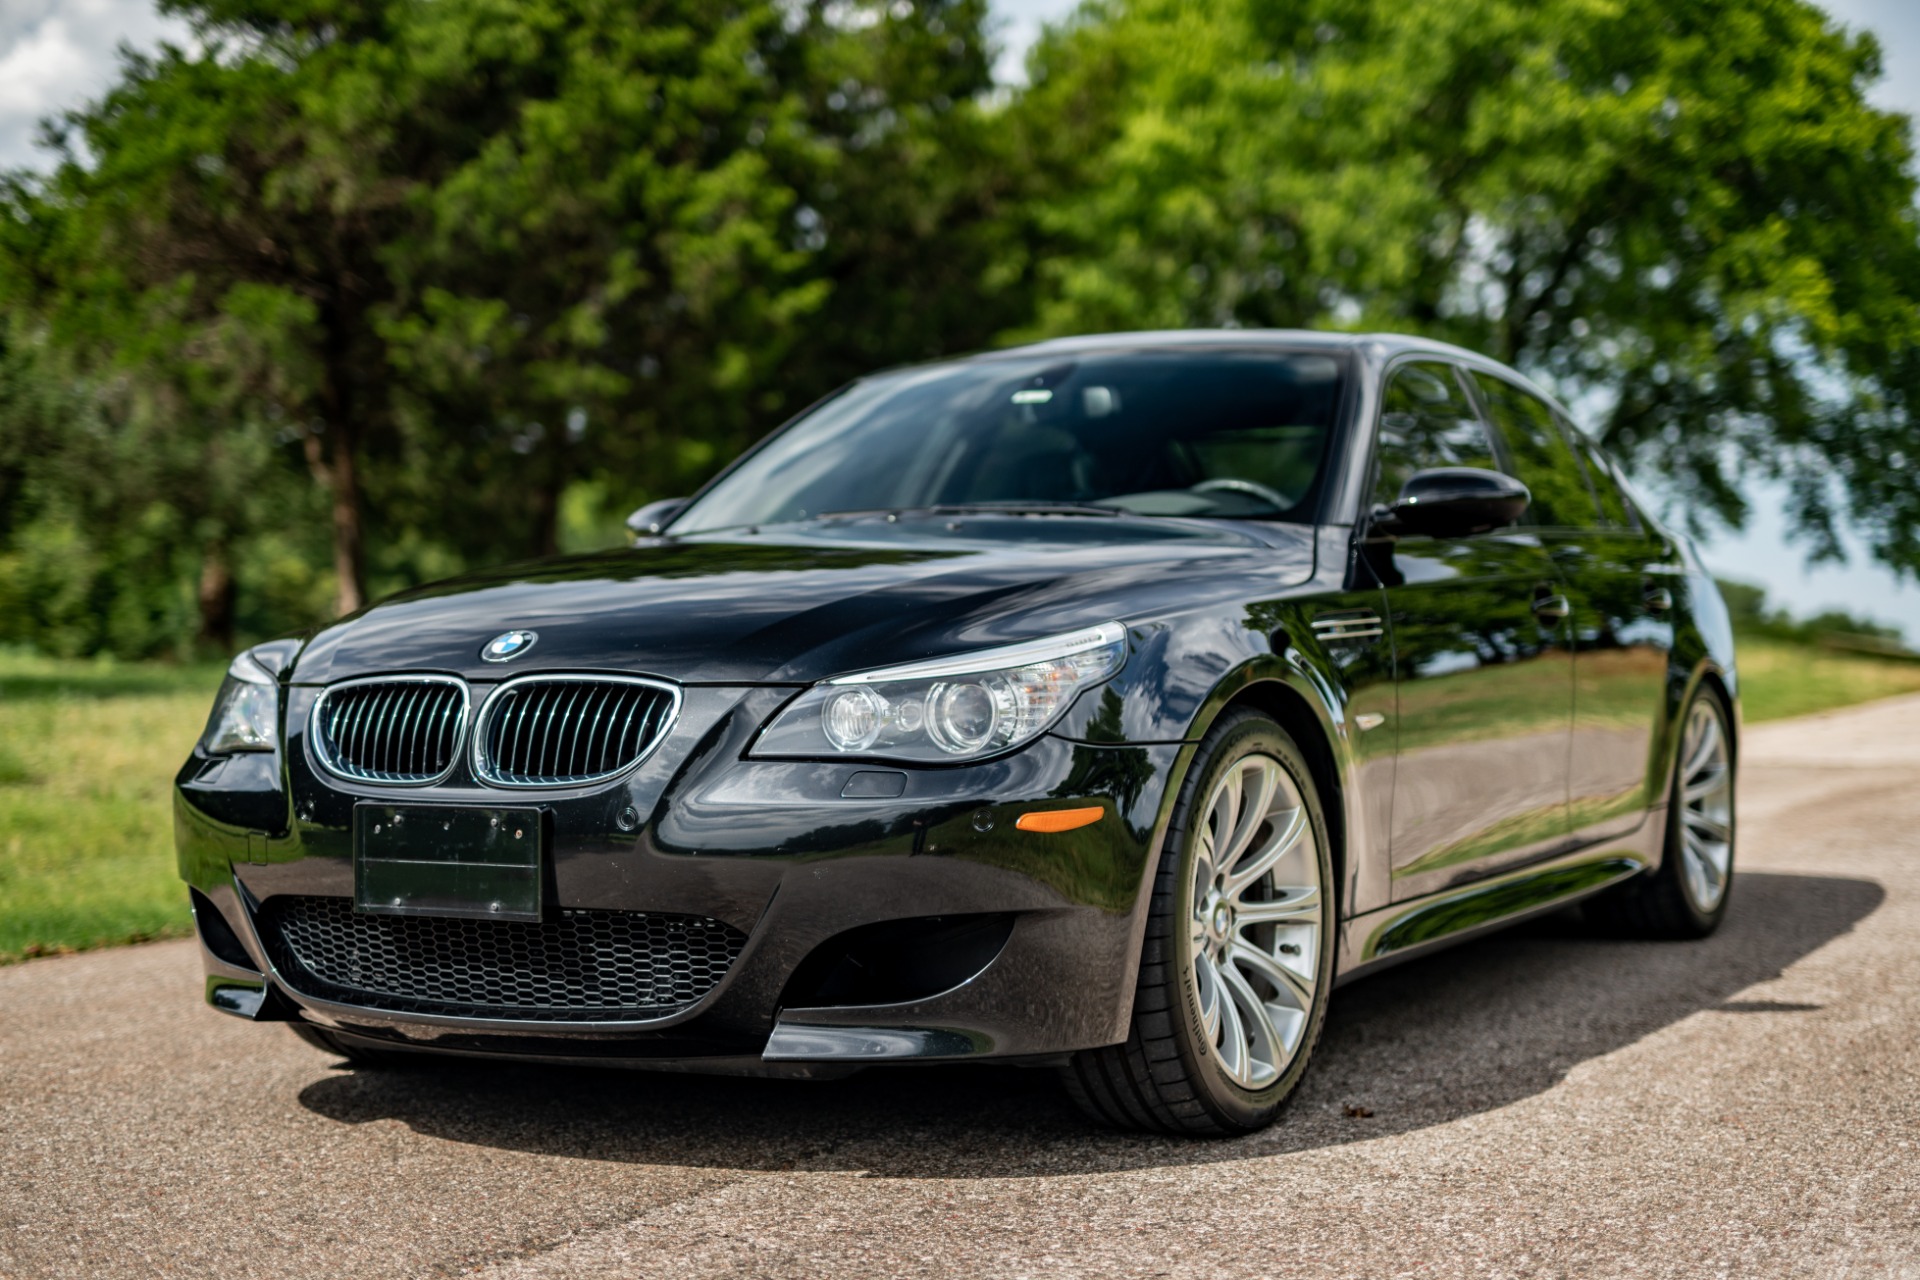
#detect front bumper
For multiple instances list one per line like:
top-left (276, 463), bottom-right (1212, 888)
top-left (177, 683), bottom-right (1186, 1070)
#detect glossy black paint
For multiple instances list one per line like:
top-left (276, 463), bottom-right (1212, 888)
top-left (175, 329), bottom-right (1737, 1072)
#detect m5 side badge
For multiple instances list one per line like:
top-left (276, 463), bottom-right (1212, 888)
top-left (481, 630), bottom-right (539, 662)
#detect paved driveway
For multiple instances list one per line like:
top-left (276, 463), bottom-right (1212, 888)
top-left (3, 697), bottom-right (1917, 1278)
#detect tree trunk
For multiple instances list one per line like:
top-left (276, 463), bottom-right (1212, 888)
top-left (328, 420), bottom-right (366, 616)
top-left (196, 545), bottom-right (236, 653)
top-left (317, 289), bottom-right (368, 618)
top-left (531, 423), bottom-right (567, 559)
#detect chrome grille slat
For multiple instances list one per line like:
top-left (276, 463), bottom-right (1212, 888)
top-left (622, 690), bottom-right (652, 759)
top-left (576, 686), bottom-right (611, 778)
top-left (309, 677), bottom-right (468, 785)
top-left (518, 685), bottom-right (545, 775)
top-left (475, 675), bottom-right (679, 788)
top-left (370, 686), bottom-right (400, 771)
top-left (395, 685), bottom-right (424, 776)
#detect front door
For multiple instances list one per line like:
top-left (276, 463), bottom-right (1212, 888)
top-left (1361, 360), bottom-right (1574, 902)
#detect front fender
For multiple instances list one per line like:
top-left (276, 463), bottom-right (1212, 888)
top-left (1055, 580), bottom-right (1396, 926)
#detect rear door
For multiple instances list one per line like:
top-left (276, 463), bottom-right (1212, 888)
top-left (1362, 360), bottom-right (1574, 902)
top-left (1469, 369), bottom-right (1674, 843)
top-left (1561, 430), bottom-right (1679, 840)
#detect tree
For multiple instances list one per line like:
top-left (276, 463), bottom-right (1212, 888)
top-left (1, 0), bottom-right (1016, 647)
top-left (1010, 0), bottom-right (1920, 572)
top-left (0, 313), bottom-right (330, 655)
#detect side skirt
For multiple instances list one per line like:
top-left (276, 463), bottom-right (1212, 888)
top-left (1333, 812), bottom-right (1662, 986)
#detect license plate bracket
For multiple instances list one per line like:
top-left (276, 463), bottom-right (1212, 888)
top-left (353, 803), bottom-right (543, 921)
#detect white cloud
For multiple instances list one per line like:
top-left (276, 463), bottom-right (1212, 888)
top-left (0, 0), bottom-right (189, 170)
top-left (991, 0), bottom-right (1080, 85)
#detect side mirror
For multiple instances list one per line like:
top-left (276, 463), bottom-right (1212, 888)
top-left (625, 498), bottom-right (688, 538)
top-left (1375, 467), bottom-right (1529, 538)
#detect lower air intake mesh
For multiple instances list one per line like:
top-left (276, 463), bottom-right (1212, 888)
top-left (259, 895), bottom-right (746, 1020)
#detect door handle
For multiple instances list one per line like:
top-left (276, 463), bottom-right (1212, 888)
top-left (1532, 593), bottom-right (1571, 621)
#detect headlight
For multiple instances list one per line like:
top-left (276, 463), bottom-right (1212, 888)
top-left (198, 649), bottom-right (284, 755)
top-left (752, 622), bottom-right (1129, 763)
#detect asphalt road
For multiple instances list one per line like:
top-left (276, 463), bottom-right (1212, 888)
top-left (4, 697), bottom-right (1918, 1279)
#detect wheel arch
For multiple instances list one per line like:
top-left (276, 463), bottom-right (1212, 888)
top-left (1178, 659), bottom-right (1354, 920)
top-left (1694, 665), bottom-right (1738, 754)
top-left (1638, 655), bottom-right (1737, 881)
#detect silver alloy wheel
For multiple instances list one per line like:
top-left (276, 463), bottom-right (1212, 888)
top-left (1187, 753), bottom-right (1323, 1090)
top-left (1677, 698), bottom-right (1734, 911)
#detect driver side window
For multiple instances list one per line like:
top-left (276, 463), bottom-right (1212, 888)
top-left (1371, 361), bottom-right (1500, 511)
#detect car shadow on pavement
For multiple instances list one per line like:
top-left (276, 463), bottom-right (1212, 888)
top-left (296, 870), bottom-right (1882, 1177)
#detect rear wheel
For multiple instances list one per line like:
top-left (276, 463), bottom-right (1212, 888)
top-left (1588, 686), bottom-right (1735, 939)
top-left (1062, 711), bottom-right (1335, 1135)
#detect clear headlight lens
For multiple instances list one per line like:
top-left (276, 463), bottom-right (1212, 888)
top-left (198, 649), bottom-right (283, 754)
top-left (752, 622), bottom-right (1129, 763)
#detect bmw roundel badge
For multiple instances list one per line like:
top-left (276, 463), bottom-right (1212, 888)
top-left (481, 629), bottom-right (539, 662)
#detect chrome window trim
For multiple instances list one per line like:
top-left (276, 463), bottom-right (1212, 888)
top-left (307, 674), bottom-right (472, 788)
top-left (470, 672), bottom-right (683, 790)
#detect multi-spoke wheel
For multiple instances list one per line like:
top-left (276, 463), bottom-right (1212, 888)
top-left (1588, 685), bottom-right (1736, 939)
top-left (1186, 754), bottom-right (1323, 1090)
top-left (1062, 711), bottom-right (1334, 1135)
top-left (1675, 698), bottom-right (1734, 910)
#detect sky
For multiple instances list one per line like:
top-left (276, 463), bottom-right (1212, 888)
top-left (3, 0), bottom-right (1918, 634)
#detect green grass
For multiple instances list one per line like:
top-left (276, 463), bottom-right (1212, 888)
top-left (0, 650), bottom-right (224, 964)
top-left (1735, 634), bottom-right (1920, 723)
top-left (1, 629), bottom-right (1918, 966)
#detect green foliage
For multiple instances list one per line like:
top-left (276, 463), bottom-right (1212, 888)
top-left (1715, 576), bottom-right (1904, 644)
top-left (1, 0), bottom-right (1917, 659)
top-left (0, 0), bottom-right (1020, 656)
top-left (1011, 0), bottom-right (1920, 572)
top-left (0, 320), bottom-right (331, 657)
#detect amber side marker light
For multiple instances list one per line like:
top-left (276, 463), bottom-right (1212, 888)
top-left (1015, 806), bottom-right (1105, 834)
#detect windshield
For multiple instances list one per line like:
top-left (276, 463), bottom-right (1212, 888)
top-left (673, 349), bottom-right (1346, 533)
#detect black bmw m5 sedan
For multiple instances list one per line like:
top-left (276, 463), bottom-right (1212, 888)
top-left (178, 330), bottom-right (1738, 1134)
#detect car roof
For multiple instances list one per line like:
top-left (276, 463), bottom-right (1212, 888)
top-left (971, 328), bottom-right (1491, 363)
top-left (963, 328), bottom-right (1582, 421)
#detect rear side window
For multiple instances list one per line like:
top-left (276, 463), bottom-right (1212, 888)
top-left (1371, 361), bottom-right (1500, 510)
top-left (1567, 425), bottom-right (1643, 530)
top-left (1471, 372), bottom-right (1600, 529)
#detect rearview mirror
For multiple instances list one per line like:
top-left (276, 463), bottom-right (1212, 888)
top-left (625, 498), bottom-right (688, 538)
top-left (1375, 467), bottom-right (1529, 538)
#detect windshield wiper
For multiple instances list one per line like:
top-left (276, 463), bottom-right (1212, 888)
top-left (818, 502), bottom-right (1123, 520)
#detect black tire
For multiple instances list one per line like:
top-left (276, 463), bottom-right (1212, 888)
top-left (288, 1023), bottom-right (409, 1067)
top-left (1586, 685), bottom-right (1736, 940)
top-left (1061, 710), bottom-right (1336, 1135)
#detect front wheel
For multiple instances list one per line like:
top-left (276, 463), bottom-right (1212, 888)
top-left (1062, 711), bottom-right (1335, 1135)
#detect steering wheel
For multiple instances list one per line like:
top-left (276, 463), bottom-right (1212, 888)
top-left (1191, 478), bottom-right (1290, 509)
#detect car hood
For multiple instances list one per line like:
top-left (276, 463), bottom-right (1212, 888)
top-left (290, 517), bottom-right (1318, 686)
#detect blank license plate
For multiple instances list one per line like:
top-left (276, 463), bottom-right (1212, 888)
top-left (353, 804), bottom-right (542, 921)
